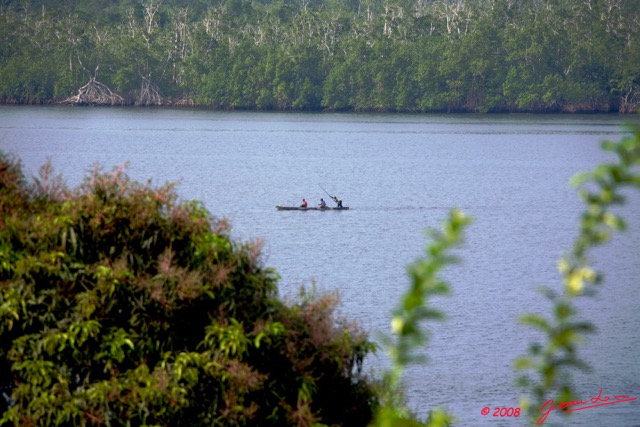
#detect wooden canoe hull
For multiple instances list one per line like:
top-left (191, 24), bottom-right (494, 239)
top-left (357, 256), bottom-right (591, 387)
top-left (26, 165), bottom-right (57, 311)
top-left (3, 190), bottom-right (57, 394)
top-left (276, 205), bottom-right (349, 211)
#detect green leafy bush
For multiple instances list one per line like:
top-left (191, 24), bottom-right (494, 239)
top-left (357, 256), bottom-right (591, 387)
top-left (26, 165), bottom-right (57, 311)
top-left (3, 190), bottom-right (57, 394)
top-left (0, 157), bottom-right (377, 426)
top-left (370, 209), bottom-right (470, 427)
top-left (368, 125), bottom-right (640, 426)
top-left (516, 124), bottom-right (640, 423)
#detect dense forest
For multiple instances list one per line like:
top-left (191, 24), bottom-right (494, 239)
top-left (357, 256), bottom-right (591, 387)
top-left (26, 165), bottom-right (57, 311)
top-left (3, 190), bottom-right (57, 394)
top-left (1, 0), bottom-right (639, 112)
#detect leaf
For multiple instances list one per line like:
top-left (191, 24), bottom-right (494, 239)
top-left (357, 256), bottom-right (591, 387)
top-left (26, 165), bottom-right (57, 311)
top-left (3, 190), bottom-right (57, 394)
top-left (519, 314), bottom-right (551, 332)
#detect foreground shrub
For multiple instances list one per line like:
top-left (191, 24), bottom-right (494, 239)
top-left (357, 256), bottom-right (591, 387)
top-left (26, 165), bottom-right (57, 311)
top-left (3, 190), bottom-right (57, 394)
top-left (369, 125), bottom-right (640, 426)
top-left (0, 157), bottom-right (376, 426)
top-left (516, 124), bottom-right (640, 424)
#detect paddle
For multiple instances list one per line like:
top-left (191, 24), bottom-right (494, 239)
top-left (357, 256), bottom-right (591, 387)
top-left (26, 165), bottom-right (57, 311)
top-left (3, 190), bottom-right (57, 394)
top-left (318, 184), bottom-right (333, 199)
top-left (318, 184), bottom-right (342, 207)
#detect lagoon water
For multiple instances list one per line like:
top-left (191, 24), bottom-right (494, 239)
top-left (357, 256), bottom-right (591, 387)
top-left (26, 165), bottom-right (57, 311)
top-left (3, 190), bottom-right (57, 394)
top-left (1, 106), bottom-right (639, 426)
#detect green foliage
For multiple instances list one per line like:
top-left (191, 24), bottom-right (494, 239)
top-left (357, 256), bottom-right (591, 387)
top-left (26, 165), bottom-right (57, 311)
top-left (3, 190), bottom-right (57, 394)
top-left (516, 124), bottom-right (640, 424)
top-left (371, 210), bottom-right (471, 427)
top-left (0, 155), bottom-right (377, 426)
top-left (366, 124), bottom-right (639, 427)
top-left (0, 0), bottom-right (638, 112)
top-left (367, 125), bottom-right (639, 427)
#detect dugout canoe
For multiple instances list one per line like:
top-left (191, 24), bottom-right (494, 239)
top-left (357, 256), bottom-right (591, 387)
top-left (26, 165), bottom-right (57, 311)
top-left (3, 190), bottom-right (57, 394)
top-left (275, 205), bottom-right (349, 211)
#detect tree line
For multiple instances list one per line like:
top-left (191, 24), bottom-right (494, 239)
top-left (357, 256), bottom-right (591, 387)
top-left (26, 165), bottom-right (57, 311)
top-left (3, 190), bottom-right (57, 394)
top-left (1, 0), bottom-right (639, 112)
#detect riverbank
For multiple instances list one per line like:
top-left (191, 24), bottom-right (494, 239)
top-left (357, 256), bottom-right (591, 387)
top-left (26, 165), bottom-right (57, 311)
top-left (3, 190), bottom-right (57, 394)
top-left (1, 98), bottom-right (637, 114)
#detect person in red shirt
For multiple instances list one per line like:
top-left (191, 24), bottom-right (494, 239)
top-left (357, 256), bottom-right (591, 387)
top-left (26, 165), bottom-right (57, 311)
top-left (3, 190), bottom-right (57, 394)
top-left (300, 198), bottom-right (307, 208)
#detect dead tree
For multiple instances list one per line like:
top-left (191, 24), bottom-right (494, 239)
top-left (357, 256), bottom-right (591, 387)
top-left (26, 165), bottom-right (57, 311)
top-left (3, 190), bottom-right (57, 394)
top-left (620, 85), bottom-right (640, 113)
top-left (134, 74), bottom-right (163, 106)
top-left (62, 77), bottom-right (125, 106)
top-left (61, 62), bottom-right (125, 106)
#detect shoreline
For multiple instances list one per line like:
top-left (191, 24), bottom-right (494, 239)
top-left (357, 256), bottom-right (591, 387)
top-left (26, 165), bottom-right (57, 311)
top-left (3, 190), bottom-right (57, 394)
top-left (0, 101), bottom-right (636, 115)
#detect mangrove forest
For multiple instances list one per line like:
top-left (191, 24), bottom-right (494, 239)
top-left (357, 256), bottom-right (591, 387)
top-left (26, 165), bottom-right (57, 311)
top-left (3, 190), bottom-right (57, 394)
top-left (1, 0), bottom-right (639, 112)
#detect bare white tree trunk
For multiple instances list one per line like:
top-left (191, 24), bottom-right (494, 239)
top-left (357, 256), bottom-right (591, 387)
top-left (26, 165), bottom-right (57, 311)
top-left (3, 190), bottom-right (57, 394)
top-left (62, 77), bottom-right (125, 106)
top-left (135, 74), bottom-right (163, 106)
top-left (142, 0), bottom-right (162, 47)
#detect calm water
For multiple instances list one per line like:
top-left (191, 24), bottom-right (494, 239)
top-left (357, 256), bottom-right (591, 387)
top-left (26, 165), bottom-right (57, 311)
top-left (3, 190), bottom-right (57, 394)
top-left (1, 106), bottom-right (639, 426)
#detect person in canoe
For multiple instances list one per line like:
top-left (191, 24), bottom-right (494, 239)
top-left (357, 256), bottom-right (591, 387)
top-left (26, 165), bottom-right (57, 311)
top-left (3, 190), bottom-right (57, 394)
top-left (331, 195), bottom-right (343, 208)
top-left (319, 198), bottom-right (327, 208)
top-left (300, 198), bottom-right (308, 208)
